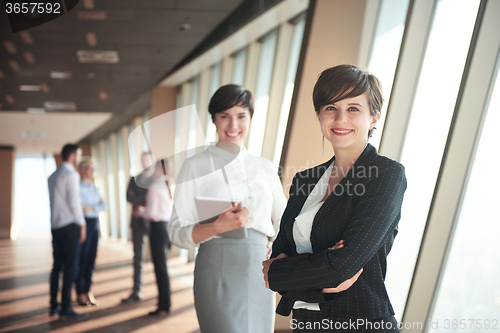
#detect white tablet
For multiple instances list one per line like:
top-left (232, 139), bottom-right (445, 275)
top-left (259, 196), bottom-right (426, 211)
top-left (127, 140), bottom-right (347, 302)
top-left (194, 196), bottom-right (247, 239)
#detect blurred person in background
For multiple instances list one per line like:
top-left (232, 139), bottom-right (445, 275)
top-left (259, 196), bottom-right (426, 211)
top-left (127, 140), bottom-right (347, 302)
top-left (48, 143), bottom-right (88, 320)
top-left (76, 157), bottom-right (107, 306)
top-left (145, 159), bottom-right (173, 315)
top-left (122, 152), bottom-right (153, 303)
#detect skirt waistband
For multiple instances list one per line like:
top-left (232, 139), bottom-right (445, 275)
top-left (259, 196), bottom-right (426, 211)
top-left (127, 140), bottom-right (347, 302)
top-left (201, 228), bottom-right (268, 246)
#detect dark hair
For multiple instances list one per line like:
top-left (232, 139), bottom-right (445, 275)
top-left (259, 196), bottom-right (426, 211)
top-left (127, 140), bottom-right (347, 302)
top-left (208, 84), bottom-right (254, 121)
top-left (313, 65), bottom-right (383, 137)
top-left (61, 144), bottom-right (80, 161)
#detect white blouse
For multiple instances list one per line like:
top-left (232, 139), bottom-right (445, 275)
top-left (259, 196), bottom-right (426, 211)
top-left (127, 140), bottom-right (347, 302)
top-left (168, 144), bottom-right (287, 249)
top-left (145, 176), bottom-right (173, 222)
top-left (292, 161), bottom-right (334, 311)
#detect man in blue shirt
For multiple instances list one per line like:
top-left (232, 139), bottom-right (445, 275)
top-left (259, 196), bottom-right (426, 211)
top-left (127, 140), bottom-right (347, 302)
top-left (48, 144), bottom-right (88, 320)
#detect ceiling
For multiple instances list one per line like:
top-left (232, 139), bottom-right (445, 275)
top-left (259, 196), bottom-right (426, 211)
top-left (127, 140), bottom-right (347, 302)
top-left (0, 0), bottom-right (249, 152)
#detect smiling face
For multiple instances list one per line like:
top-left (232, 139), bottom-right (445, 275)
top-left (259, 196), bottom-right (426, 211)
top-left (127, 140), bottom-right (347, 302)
top-left (213, 104), bottom-right (251, 147)
top-left (318, 92), bottom-right (379, 152)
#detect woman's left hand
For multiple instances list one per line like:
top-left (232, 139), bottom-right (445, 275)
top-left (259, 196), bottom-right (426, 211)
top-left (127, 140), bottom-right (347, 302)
top-left (266, 241), bottom-right (273, 259)
top-left (262, 253), bottom-right (288, 289)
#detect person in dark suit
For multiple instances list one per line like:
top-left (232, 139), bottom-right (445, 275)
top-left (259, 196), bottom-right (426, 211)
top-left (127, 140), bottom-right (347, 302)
top-left (122, 152), bottom-right (153, 303)
top-left (263, 65), bottom-right (407, 333)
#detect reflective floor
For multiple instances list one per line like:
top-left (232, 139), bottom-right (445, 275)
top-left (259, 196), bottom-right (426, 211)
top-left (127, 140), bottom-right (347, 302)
top-left (0, 237), bottom-right (200, 333)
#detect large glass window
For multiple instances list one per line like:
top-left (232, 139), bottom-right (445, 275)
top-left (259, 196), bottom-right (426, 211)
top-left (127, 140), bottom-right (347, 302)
top-left (116, 130), bottom-right (128, 241)
top-left (188, 77), bottom-right (199, 149)
top-left (273, 16), bottom-right (306, 168)
top-left (106, 137), bottom-right (118, 238)
top-left (206, 63), bottom-right (221, 143)
top-left (128, 121), bottom-right (138, 177)
top-left (142, 111), bottom-right (150, 151)
top-left (428, 58), bottom-right (500, 332)
top-left (12, 153), bottom-right (56, 239)
top-left (385, 0), bottom-right (481, 318)
top-left (248, 30), bottom-right (278, 156)
top-left (232, 48), bottom-right (247, 86)
top-left (367, 0), bottom-right (410, 148)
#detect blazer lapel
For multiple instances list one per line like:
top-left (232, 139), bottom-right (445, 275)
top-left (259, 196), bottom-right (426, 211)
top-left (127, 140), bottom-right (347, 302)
top-left (283, 157), bottom-right (334, 254)
top-left (313, 144), bottom-right (379, 223)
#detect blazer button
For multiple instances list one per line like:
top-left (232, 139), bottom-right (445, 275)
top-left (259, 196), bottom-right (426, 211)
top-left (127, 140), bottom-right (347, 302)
top-left (310, 235), bottom-right (317, 244)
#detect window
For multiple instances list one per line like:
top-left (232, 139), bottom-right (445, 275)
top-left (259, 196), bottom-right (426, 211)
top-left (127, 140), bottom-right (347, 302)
top-left (367, 0), bottom-right (410, 148)
top-left (232, 48), bottom-right (247, 86)
top-left (116, 130), bottom-right (128, 241)
top-left (106, 137), bottom-right (118, 238)
top-left (13, 153), bottom-right (56, 239)
top-left (385, 0), bottom-right (481, 318)
top-left (273, 16), bottom-right (306, 168)
top-left (247, 30), bottom-right (278, 156)
top-left (188, 77), bottom-right (199, 149)
top-left (428, 57), bottom-right (500, 332)
top-left (206, 63), bottom-right (221, 143)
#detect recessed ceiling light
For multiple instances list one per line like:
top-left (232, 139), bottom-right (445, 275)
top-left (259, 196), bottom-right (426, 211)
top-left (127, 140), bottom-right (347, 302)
top-left (27, 107), bottom-right (46, 114)
top-left (43, 101), bottom-right (77, 111)
top-left (20, 85), bottom-right (41, 91)
top-left (8, 60), bottom-right (21, 72)
top-left (21, 130), bottom-right (46, 138)
top-left (86, 32), bottom-right (97, 46)
top-left (77, 50), bottom-right (119, 64)
top-left (50, 71), bottom-right (72, 79)
top-left (177, 23), bottom-right (191, 32)
top-left (19, 31), bottom-right (33, 45)
top-left (23, 51), bottom-right (36, 64)
top-left (5, 95), bottom-right (15, 104)
top-left (77, 10), bottom-right (107, 20)
top-left (3, 41), bottom-right (17, 54)
top-left (99, 91), bottom-right (107, 101)
top-left (40, 83), bottom-right (50, 93)
top-left (83, 0), bottom-right (95, 9)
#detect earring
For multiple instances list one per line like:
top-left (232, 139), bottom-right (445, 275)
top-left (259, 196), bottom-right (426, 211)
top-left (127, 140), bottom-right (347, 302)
top-left (322, 136), bottom-right (325, 156)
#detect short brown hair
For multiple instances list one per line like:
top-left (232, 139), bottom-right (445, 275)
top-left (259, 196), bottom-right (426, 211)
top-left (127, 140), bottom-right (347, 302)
top-left (313, 65), bottom-right (383, 137)
top-left (208, 84), bottom-right (254, 121)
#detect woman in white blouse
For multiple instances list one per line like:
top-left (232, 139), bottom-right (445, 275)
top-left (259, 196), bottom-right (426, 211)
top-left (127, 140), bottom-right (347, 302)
top-left (145, 159), bottom-right (173, 315)
top-left (168, 84), bottom-right (287, 333)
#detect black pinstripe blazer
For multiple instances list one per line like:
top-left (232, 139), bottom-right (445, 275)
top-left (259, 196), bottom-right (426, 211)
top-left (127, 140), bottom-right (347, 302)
top-left (268, 144), bottom-right (407, 318)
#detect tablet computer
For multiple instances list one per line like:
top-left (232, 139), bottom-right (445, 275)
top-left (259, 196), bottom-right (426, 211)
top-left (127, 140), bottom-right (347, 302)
top-left (194, 196), bottom-right (247, 239)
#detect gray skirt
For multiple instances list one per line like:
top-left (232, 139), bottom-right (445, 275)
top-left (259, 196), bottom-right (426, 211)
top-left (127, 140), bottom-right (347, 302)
top-left (194, 229), bottom-right (274, 333)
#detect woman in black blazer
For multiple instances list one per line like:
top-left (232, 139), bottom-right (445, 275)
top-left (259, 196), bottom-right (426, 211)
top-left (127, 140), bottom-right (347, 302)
top-left (263, 65), bottom-right (407, 332)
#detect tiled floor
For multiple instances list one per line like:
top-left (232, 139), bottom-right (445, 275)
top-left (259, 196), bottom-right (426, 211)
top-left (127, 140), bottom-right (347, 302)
top-left (0, 237), bottom-right (200, 333)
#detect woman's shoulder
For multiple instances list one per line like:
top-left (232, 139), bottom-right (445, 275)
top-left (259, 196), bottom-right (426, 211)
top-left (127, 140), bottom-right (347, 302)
top-left (179, 149), bottom-right (212, 171)
top-left (246, 154), bottom-right (273, 167)
top-left (372, 154), bottom-right (405, 174)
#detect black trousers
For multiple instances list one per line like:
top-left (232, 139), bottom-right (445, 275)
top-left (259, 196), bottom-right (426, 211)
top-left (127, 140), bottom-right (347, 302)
top-left (50, 223), bottom-right (81, 312)
top-left (149, 221), bottom-right (171, 310)
top-left (131, 216), bottom-right (149, 294)
top-left (292, 309), bottom-right (400, 333)
top-left (76, 217), bottom-right (99, 294)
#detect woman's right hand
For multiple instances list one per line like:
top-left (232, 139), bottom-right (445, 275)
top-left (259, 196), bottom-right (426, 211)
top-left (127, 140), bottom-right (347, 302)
top-left (213, 203), bottom-right (250, 234)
